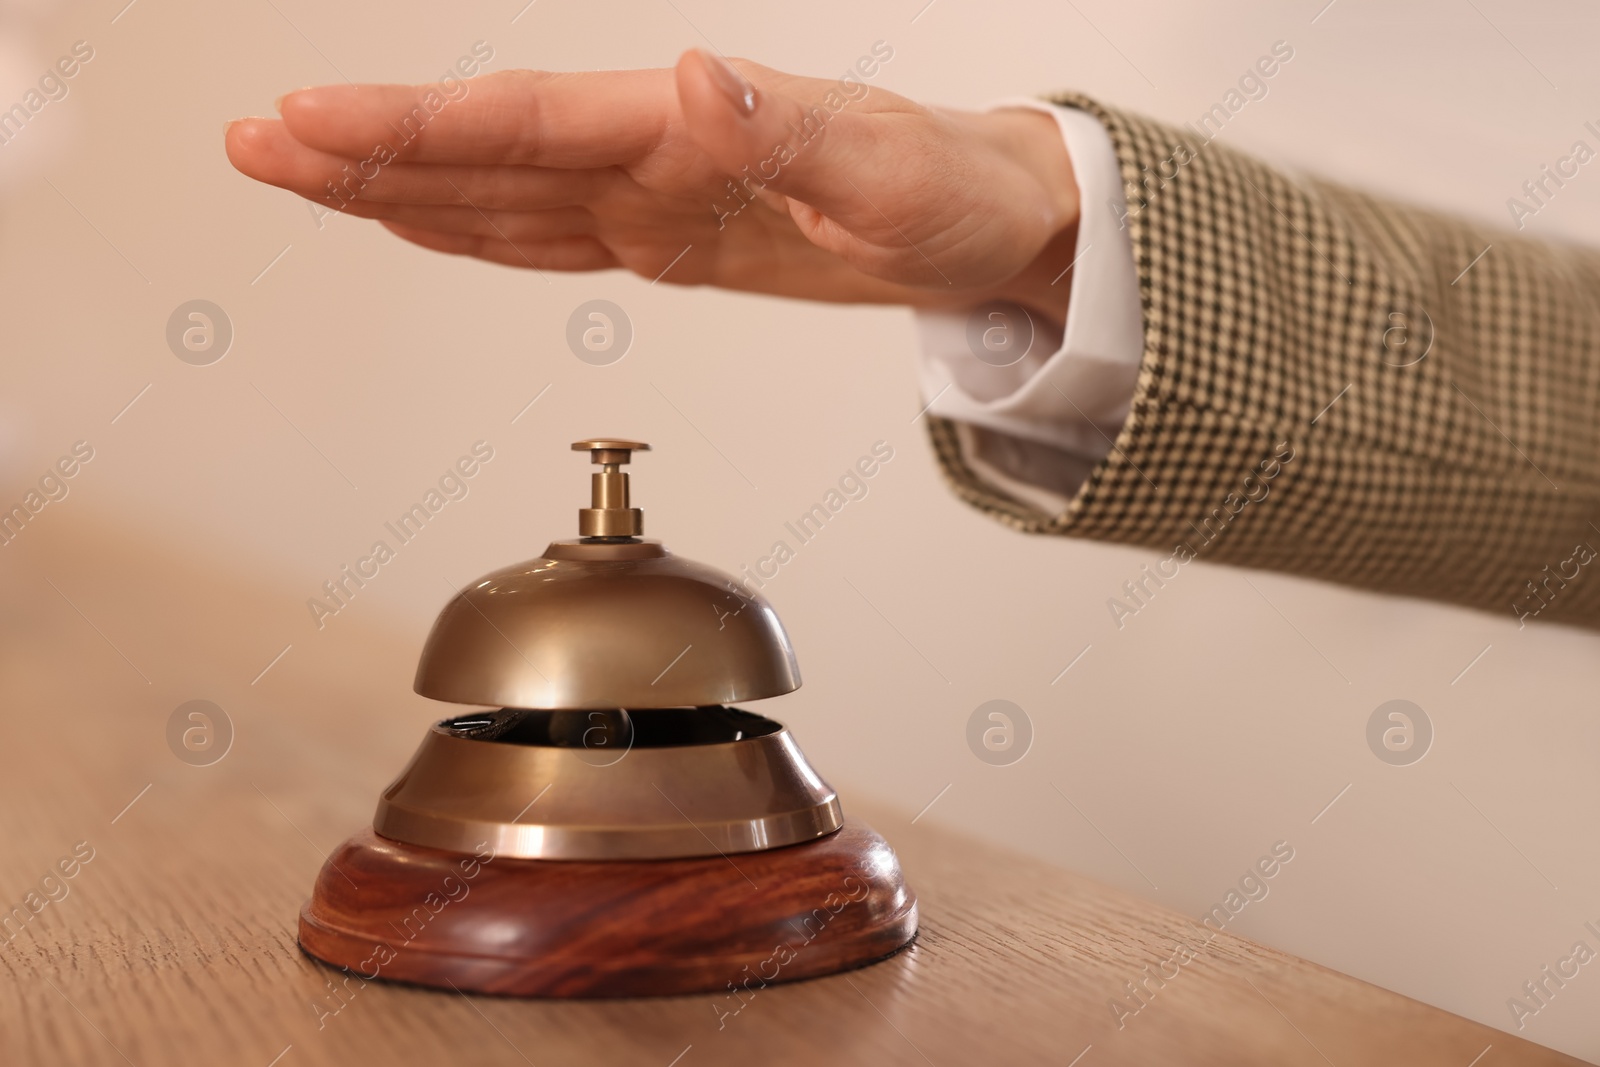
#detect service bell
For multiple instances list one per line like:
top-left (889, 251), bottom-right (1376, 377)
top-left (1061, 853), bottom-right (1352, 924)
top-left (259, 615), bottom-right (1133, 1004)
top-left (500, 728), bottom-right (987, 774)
top-left (298, 439), bottom-right (917, 997)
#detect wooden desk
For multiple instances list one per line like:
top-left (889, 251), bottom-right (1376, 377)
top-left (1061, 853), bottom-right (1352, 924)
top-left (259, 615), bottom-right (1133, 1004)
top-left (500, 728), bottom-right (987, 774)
top-left (0, 522), bottom-right (1578, 1066)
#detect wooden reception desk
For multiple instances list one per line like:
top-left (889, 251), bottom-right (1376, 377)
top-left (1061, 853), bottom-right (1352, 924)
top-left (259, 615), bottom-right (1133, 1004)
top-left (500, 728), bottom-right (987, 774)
top-left (0, 520), bottom-right (1577, 1066)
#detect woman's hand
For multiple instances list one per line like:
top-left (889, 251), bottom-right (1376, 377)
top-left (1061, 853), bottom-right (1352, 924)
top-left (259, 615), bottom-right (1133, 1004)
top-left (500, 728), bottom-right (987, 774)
top-left (225, 50), bottom-right (1081, 326)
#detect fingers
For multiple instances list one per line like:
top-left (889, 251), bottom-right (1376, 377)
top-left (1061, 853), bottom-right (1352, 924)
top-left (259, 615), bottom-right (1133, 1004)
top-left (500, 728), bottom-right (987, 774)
top-left (357, 202), bottom-right (594, 243)
top-left (276, 68), bottom-right (676, 167)
top-left (380, 223), bottom-right (618, 272)
top-left (225, 117), bottom-right (615, 210)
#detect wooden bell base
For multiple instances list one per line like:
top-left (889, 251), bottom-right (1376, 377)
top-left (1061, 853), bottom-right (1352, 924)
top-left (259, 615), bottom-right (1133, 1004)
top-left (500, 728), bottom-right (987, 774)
top-left (298, 818), bottom-right (917, 998)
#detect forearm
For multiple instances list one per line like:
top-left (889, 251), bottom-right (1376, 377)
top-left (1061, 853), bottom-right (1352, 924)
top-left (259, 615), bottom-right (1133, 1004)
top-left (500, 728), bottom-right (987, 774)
top-left (928, 94), bottom-right (1600, 629)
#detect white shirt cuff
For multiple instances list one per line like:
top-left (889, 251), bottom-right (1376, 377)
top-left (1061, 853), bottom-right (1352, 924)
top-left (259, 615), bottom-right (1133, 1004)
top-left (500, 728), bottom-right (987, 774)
top-left (913, 99), bottom-right (1142, 507)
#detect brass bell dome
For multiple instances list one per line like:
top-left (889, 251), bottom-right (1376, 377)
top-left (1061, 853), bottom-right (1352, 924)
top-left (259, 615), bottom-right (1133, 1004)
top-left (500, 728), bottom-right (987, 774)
top-left (382, 438), bottom-right (838, 862)
top-left (413, 440), bottom-right (801, 710)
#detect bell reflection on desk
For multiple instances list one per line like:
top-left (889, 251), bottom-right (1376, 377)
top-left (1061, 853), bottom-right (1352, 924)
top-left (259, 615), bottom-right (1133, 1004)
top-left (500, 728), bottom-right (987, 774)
top-left (298, 439), bottom-right (917, 997)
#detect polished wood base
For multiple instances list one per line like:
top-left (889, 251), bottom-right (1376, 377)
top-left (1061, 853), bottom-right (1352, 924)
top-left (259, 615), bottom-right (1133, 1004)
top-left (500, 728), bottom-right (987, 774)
top-left (298, 818), bottom-right (917, 998)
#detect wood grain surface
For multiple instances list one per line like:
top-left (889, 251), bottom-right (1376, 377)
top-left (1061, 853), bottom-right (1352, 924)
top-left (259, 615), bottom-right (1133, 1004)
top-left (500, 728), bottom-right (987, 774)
top-left (0, 519), bottom-right (1582, 1066)
top-left (299, 821), bottom-right (917, 997)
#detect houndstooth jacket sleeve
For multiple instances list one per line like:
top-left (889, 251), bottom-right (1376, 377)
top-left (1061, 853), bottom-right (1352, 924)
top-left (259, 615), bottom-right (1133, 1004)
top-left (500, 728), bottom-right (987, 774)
top-left (925, 94), bottom-right (1600, 630)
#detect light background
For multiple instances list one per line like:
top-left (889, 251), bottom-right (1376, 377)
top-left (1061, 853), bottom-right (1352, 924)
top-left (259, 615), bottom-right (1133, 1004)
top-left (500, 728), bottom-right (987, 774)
top-left (1, 0), bottom-right (1597, 1058)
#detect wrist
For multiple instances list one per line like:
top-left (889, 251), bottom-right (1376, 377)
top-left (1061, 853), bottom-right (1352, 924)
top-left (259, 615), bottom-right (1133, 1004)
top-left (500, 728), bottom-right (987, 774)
top-left (986, 106), bottom-right (1081, 238)
top-left (991, 107), bottom-right (1081, 329)
top-left (995, 216), bottom-right (1080, 332)
top-left (946, 106), bottom-right (1082, 330)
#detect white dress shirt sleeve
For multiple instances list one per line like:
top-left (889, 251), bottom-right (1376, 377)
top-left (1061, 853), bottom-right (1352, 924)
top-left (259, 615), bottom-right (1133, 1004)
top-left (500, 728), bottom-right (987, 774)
top-left (914, 99), bottom-right (1142, 514)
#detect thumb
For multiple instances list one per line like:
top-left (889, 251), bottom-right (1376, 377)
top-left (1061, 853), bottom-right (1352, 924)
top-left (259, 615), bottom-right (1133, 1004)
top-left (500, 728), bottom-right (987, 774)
top-left (674, 50), bottom-right (888, 224)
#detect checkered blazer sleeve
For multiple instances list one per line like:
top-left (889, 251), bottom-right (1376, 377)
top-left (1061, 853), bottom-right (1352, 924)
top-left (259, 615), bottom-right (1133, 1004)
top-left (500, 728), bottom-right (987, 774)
top-left (925, 94), bottom-right (1600, 629)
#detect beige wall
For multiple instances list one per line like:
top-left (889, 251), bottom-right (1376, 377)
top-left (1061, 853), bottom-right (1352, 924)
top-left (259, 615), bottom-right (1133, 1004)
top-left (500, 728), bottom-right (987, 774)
top-left (3, 0), bottom-right (1598, 1058)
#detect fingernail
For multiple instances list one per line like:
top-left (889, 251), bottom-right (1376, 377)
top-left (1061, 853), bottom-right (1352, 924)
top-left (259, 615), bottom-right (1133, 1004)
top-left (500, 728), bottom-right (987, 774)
top-left (274, 87), bottom-right (313, 113)
top-left (224, 119), bottom-right (237, 136)
top-left (698, 50), bottom-right (756, 115)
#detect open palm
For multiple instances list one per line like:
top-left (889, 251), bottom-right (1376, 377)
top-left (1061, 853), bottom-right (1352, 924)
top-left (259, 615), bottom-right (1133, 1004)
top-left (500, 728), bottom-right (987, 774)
top-left (225, 50), bottom-right (1079, 320)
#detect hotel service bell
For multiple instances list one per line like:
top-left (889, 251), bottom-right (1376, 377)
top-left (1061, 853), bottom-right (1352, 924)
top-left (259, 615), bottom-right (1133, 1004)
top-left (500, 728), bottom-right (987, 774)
top-left (298, 439), bottom-right (917, 997)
